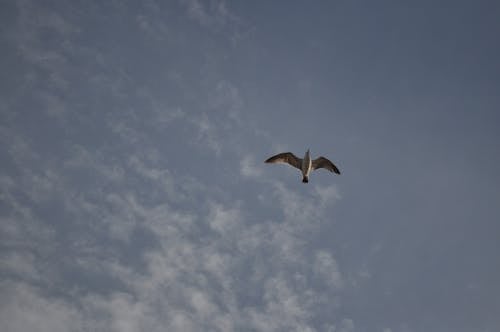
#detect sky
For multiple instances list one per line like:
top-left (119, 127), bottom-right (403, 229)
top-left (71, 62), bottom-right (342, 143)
top-left (1, 1), bottom-right (500, 331)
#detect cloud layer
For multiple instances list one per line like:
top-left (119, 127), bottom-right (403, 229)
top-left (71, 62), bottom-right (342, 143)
top-left (0, 1), bottom-right (345, 331)
top-left (2, 1), bottom-right (499, 332)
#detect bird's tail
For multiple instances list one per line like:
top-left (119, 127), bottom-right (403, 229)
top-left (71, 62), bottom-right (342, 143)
top-left (302, 176), bottom-right (309, 183)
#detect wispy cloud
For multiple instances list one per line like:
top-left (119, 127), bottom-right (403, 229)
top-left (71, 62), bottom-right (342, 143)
top-left (0, 1), bottom-right (349, 331)
top-left (180, 0), bottom-right (239, 30)
top-left (240, 154), bottom-right (263, 178)
top-left (0, 282), bottom-right (85, 332)
top-left (190, 113), bottom-right (223, 155)
top-left (314, 250), bottom-right (343, 289)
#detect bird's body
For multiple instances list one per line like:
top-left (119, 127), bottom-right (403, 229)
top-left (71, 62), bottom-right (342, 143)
top-left (265, 149), bottom-right (340, 183)
top-left (301, 149), bottom-right (312, 181)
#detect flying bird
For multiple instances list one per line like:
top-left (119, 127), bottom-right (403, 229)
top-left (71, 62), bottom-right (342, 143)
top-left (265, 149), bottom-right (340, 183)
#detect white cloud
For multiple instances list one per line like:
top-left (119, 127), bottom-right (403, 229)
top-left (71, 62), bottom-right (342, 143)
top-left (64, 145), bottom-right (125, 183)
top-left (1, 150), bottom-right (346, 332)
top-left (208, 202), bottom-right (241, 234)
top-left (182, 0), bottom-right (211, 26)
top-left (168, 311), bottom-right (197, 331)
top-left (181, 0), bottom-right (238, 29)
top-left (0, 2), bottom-right (349, 331)
top-left (314, 251), bottom-right (343, 289)
top-left (136, 14), bottom-right (169, 41)
top-left (11, 1), bottom-right (77, 105)
top-left (263, 276), bottom-right (310, 321)
top-left (241, 154), bottom-right (263, 178)
top-left (0, 252), bottom-right (39, 280)
top-left (91, 293), bottom-right (153, 332)
top-left (272, 182), bottom-right (323, 225)
top-left (190, 113), bottom-right (223, 155)
top-left (0, 282), bottom-right (84, 332)
top-left (314, 184), bottom-right (342, 207)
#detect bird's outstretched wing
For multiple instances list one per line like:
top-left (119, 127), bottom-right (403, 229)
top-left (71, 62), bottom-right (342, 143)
top-left (312, 157), bottom-right (341, 174)
top-left (265, 152), bottom-right (302, 170)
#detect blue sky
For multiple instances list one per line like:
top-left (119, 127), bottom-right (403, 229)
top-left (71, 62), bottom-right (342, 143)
top-left (1, 1), bottom-right (499, 331)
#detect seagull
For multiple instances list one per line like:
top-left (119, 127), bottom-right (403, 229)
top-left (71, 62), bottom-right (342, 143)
top-left (265, 149), bottom-right (340, 183)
